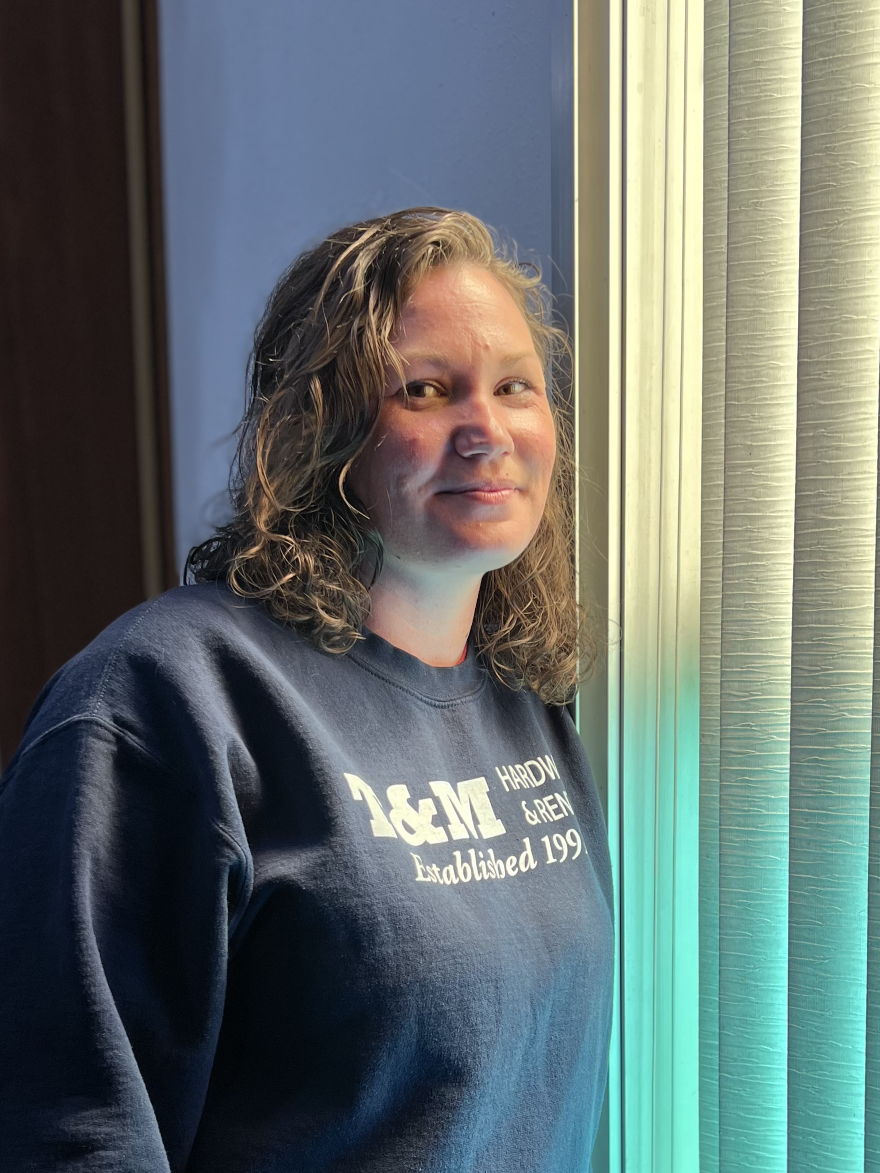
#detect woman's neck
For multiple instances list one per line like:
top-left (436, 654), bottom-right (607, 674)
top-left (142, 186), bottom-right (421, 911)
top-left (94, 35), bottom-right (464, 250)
top-left (364, 567), bottom-right (478, 667)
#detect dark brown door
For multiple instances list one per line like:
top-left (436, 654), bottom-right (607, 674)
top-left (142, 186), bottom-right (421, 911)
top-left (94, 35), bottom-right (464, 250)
top-left (0, 0), bottom-right (174, 768)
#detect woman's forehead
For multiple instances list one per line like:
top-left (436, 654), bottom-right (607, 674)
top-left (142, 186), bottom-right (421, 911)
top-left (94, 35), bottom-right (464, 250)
top-left (394, 265), bottom-right (538, 352)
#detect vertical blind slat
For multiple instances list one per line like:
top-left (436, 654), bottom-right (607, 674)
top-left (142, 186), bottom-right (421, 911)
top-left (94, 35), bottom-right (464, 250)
top-left (786, 2), bottom-right (880, 1168)
top-left (867, 417), bottom-right (880, 1172)
top-left (699, 0), bottom-right (729, 1163)
top-left (718, 1), bottom-right (802, 1170)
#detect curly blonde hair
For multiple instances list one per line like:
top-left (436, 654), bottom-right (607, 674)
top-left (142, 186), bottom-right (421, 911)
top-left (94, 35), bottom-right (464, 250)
top-left (185, 207), bottom-right (599, 705)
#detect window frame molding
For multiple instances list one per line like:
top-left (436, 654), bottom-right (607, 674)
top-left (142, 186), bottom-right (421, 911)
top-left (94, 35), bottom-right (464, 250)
top-left (567, 0), bottom-right (703, 1167)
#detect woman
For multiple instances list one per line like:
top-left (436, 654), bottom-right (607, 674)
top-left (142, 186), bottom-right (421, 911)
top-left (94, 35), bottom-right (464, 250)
top-left (0, 208), bottom-right (614, 1172)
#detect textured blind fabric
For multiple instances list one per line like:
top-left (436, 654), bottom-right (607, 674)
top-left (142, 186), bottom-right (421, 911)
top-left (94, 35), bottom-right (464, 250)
top-left (700, 1), bottom-right (880, 1171)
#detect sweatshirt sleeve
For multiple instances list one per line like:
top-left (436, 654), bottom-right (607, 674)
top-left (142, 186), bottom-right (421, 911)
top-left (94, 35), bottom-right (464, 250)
top-left (0, 716), bottom-right (251, 1172)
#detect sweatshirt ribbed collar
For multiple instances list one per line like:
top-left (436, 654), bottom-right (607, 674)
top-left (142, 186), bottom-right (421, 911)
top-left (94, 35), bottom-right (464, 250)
top-left (347, 626), bottom-right (488, 704)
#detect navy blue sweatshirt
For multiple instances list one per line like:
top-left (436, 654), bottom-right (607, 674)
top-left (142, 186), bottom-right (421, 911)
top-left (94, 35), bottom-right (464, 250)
top-left (0, 582), bottom-right (614, 1172)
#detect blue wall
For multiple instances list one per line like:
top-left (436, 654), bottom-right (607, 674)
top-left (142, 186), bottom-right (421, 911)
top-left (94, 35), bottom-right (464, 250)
top-left (158, 0), bottom-right (553, 577)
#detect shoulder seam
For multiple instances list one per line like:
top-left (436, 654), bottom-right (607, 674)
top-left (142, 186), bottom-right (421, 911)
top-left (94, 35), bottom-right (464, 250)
top-left (2, 712), bottom-right (256, 947)
top-left (3, 714), bottom-right (199, 806)
top-left (89, 594), bottom-right (168, 718)
top-left (2, 714), bottom-right (252, 882)
top-left (9, 712), bottom-right (173, 771)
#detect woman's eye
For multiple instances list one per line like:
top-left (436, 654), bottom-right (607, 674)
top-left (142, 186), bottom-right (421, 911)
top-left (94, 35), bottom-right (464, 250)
top-left (397, 379), bottom-right (533, 403)
top-left (403, 382), bottom-right (443, 400)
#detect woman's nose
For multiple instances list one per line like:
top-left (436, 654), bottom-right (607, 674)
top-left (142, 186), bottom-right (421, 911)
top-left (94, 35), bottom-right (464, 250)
top-left (450, 391), bottom-right (512, 458)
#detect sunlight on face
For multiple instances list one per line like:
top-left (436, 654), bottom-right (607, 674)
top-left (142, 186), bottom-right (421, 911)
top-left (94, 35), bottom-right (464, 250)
top-left (348, 263), bottom-right (557, 584)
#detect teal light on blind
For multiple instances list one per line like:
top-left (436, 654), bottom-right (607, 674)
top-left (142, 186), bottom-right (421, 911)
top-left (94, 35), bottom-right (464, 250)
top-left (700, 2), bottom-right (880, 1171)
top-left (787, 0), bottom-right (880, 1163)
top-left (618, 0), bottom-right (702, 1166)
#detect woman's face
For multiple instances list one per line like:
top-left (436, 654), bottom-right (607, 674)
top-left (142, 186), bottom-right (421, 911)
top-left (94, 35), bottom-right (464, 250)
top-left (347, 263), bottom-right (557, 584)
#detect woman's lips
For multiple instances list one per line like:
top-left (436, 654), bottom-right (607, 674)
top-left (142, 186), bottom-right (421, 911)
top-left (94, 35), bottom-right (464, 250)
top-left (443, 488), bottom-right (516, 504)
